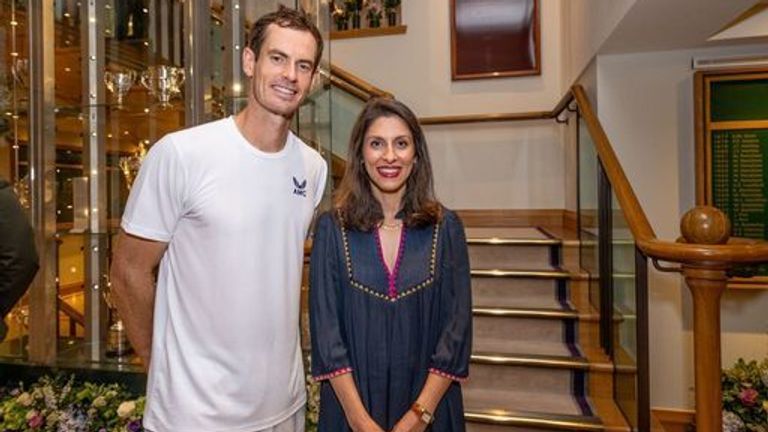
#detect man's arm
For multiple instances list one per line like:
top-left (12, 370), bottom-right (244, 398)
top-left (0, 185), bottom-right (39, 318)
top-left (109, 230), bottom-right (167, 368)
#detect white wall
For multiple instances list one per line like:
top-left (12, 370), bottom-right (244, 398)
top-left (331, 0), bottom-right (567, 209)
top-left (596, 44), bottom-right (768, 409)
top-left (332, 0), bottom-right (564, 116)
top-left (560, 0), bottom-right (636, 86)
top-left (426, 122), bottom-right (565, 209)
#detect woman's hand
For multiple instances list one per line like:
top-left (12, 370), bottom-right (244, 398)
top-left (349, 416), bottom-right (386, 432)
top-left (329, 374), bottom-right (384, 432)
top-left (390, 411), bottom-right (427, 432)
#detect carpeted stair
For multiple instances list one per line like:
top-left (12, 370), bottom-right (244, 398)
top-left (462, 227), bottom-right (625, 431)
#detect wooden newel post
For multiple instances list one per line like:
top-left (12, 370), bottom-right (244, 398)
top-left (680, 206), bottom-right (731, 432)
top-left (682, 267), bottom-right (726, 432)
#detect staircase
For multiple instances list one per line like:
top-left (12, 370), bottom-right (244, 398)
top-left (462, 225), bottom-right (629, 431)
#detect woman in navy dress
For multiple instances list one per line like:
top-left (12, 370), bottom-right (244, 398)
top-left (310, 97), bottom-right (472, 432)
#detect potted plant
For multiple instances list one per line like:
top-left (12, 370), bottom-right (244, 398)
top-left (344, 0), bottom-right (361, 29)
top-left (331, 1), bottom-right (349, 31)
top-left (365, 0), bottom-right (383, 28)
top-left (384, 0), bottom-right (400, 26)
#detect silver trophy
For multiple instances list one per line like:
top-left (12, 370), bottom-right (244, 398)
top-left (140, 65), bottom-right (185, 108)
top-left (104, 70), bottom-right (136, 106)
top-left (103, 277), bottom-right (132, 359)
top-left (118, 140), bottom-right (149, 190)
top-left (11, 58), bottom-right (28, 89)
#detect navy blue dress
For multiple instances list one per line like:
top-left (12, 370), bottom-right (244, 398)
top-left (309, 210), bottom-right (472, 431)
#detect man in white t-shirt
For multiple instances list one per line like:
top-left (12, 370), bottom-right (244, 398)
top-left (110, 7), bottom-right (326, 432)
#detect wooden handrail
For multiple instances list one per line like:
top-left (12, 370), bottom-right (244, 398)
top-left (571, 83), bottom-right (768, 432)
top-left (418, 90), bottom-right (574, 125)
top-left (329, 64), bottom-right (392, 100)
top-left (328, 65), bottom-right (578, 127)
top-left (572, 85), bottom-right (657, 242)
top-left (57, 296), bottom-right (85, 327)
top-left (420, 111), bottom-right (552, 125)
top-left (572, 84), bottom-right (768, 264)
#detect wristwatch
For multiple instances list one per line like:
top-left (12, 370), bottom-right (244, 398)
top-left (411, 402), bottom-right (435, 424)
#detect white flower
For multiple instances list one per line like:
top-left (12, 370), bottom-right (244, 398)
top-left (17, 392), bottom-right (33, 406)
top-left (92, 396), bottom-right (107, 408)
top-left (31, 388), bottom-right (43, 400)
top-left (25, 409), bottom-right (39, 421)
top-left (46, 411), bottom-right (59, 424)
top-left (723, 410), bottom-right (745, 432)
top-left (117, 400), bottom-right (136, 418)
top-left (43, 386), bottom-right (57, 408)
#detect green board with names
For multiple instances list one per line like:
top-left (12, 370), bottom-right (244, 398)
top-left (708, 77), bottom-right (768, 276)
top-left (711, 129), bottom-right (768, 237)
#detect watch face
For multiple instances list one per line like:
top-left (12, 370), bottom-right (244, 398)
top-left (421, 412), bottom-right (433, 424)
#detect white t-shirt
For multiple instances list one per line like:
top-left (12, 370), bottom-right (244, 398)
top-left (121, 116), bottom-right (327, 432)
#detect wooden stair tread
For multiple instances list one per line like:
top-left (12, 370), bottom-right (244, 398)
top-left (465, 408), bottom-right (603, 431)
top-left (473, 338), bottom-right (579, 358)
top-left (465, 227), bottom-right (554, 242)
top-left (472, 269), bottom-right (571, 278)
top-left (540, 225), bottom-right (581, 242)
top-left (471, 352), bottom-right (589, 369)
top-left (463, 388), bottom-right (601, 428)
top-left (473, 306), bottom-right (578, 319)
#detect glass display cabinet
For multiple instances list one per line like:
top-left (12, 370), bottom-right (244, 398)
top-left (0, 0), bottom-right (331, 371)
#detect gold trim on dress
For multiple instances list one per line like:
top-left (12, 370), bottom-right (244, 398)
top-left (338, 214), bottom-right (440, 302)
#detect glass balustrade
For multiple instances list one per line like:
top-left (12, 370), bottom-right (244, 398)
top-left (576, 104), bottom-right (649, 431)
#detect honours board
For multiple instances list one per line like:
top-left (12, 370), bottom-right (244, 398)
top-left (696, 71), bottom-right (768, 284)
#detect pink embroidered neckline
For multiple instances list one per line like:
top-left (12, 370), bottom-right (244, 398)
top-left (374, 224), bottom-right (407, 299)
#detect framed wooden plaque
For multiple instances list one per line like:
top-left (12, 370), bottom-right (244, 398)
top-left (450, 0), bottom-right (540, 80)
top-left (694, 68), bottom-right (768, 287)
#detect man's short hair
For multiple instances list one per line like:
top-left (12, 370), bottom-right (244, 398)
top-left (246, 6), bottom-right (324, 71)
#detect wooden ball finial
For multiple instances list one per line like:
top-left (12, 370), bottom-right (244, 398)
top-left (680, 206), bottom-right (730, 245)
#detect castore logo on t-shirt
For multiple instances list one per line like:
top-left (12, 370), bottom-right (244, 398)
top-left (293, 176), bottom-right (307, 197)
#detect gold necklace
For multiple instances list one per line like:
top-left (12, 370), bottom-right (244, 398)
top-left (379, 220), bottom-right (403, 230)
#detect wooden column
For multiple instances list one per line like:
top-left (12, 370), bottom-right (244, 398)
top-left (27, 0), bottom-right (58, 364)
top-left (682, 266), bottom-right (726, 432)
top-left (679, 206), bottom-right (731, 432)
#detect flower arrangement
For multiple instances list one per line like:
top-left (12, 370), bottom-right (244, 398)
top-left (331, 1), bottom-right (350, 31)
top-left (0, 376), bottom-right (145, 432)
top-left (344, 0), bottom-right (362, 29)
top-left (304, 353), bottom-right (320, 432)
top-left (722, 358), bottom-right (768, 432)
top-left (365, 0), bottom-right (383, 28)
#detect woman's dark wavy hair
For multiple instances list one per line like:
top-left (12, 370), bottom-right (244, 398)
top-left (334, 97), bottom-right (442, 231)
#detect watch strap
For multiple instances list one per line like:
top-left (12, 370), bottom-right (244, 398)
top-left (411, 402), bottom-right (434, 424)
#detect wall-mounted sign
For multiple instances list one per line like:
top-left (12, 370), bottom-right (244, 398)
top-left (450, 0), bottom-right (540, 80)
top-left (695, 69), bottom-right (768, 286)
